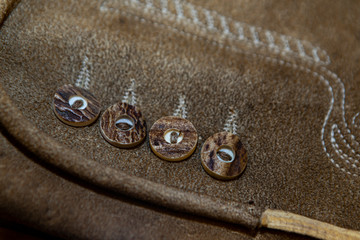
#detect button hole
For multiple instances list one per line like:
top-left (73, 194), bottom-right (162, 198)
top-left (216, 146), bottom-right (235, 162)
top-left (69, 96), bottom-right (88, 110)
top-left (164, 129), bottom-right (184, 144)
top-left (116, 115), bottom-right (134, 131)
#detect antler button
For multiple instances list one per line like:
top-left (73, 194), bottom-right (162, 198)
top-left (201, 131), bottom-right (247, 180)
top-left (100, 102), bottom-right (146, 148)
top-left (53, 84), bottom-right (101, 127)
top-left (149, 116), bottom-right (198, 161)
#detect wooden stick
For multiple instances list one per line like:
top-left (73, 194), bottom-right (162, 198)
top-left (261, 209), bottom-right (360, 240)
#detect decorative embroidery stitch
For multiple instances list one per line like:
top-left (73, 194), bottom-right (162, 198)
top-left (99, 0), bottom-right (360, 177)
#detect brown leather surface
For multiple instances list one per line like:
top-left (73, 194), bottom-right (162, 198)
top-left (0, 0), bottom-right (359, 239)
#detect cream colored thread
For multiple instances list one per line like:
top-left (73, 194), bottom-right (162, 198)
top-left (75, 56), bottom-right (91, 90)
top-left (331, 125), bottom-right (360, 170)
top-left (173, 95), bottom-right (187, 119)
top-left (122, 79), bottom-right (137, 106)
top-left (219, 15), bottom-right (230, 35)
top-left (160, 0), bottom-right (168, 14)
top-left (296, 39), bottom-right (306, 57)
top-left (281, 35), bottom-right (291, 52)
top-left (312, 47), bottom-right (320, 62)
top-left (352, 112), bottom-right (360, 128)
top-left (224, 108), bottom-right (238, 134)
top-left (265, 30), bottom-right (277, 50)
top-left (100, 1), bottom-right (360, 177)
top-left (101, 0), bottom-right (330, 65)
top-left (262, 52), bottom-right (359, 177)
top-left (145, 0), bottom-right (153, 9)
top-left (234, 22), bottom-right (245, 40)
top-left (203, 9), bottom-right (215, 31)
top-left (320, 67), bottom-right (360, 147)
top-left (189, 4), bottom-right (199, 24)
top-left (250, 26), bottom-right (260, 46)
top-left (173, 0), bottom-right (184, 19)
top-left (333, 124), bottom-right (360, 158)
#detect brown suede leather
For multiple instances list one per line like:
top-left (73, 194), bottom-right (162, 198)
top-left (0, 0), bottom-right (359, 239)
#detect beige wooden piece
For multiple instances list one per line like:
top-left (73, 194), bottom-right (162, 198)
top-left (261, 209), bottom-right (360, 240)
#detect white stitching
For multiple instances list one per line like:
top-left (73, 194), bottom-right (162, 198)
top-left (320, 67), bottom-right (360, 148)
top-left (99, 0), bottom-right (360, 177)
top-left (219, 16), bottom-right (230, 36)
top-left (235, 22), bottom-right (245, 40)
top-left (122, 79), bottom-right (137, 106)
top-left (223, 108), bottom-right (238, 134)
top-left (100, 0), bottom-right (331, 65)
top-left (312, 47), bottom-right (320, 63)
top-left (160, 0), bottom-right (168, 14)
top-left (265, 30), bottom-right (277, 50)
top-left (173, 95), bottom-right (187, 119)
top-left (331, 125), bottom-right (360, 168)
top-left (334, 124), bottom-right (360, 158)
top-left (296, 39), bottom-right (306, 57)
top-left (145, 0), bottom-right (153, 9)
top-left (203, 9), bottom-right (215, 31)
top-left (281, 35), bottom-right (291, 52)
top-left (189, 3), bottom-right (199, 24)
top-left (75, 56), bottom-right (91, 90)
top-left (249, 26), bottom-right (260, 46)
top-left (173, 0), bottom-right (184, 20)
top-left (352, 112), bottom-right (360, 128)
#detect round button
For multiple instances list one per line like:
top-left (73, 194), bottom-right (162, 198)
top-left (201, 131), bottom-right (247, 180)
top-left (149, 116), bottom-right (198, 161)
top-left (53, 84), bottom-right (101, 127)
top-left (100, 102), bottom-right (146, 148)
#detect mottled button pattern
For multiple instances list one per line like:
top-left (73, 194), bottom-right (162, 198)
top-left (149, 116), bottom-right (198, 161)
top-left (53, 84), bottom-right (101, 127)
top-left (201, 131), bottom-right (247, 180)
top-left (100, 102), bottom-right (146, 148)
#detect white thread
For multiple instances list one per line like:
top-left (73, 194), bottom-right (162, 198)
top-left (250, 26), bottom-right (260, 46)
top-left (334, 124), bottom-right (360, 158)
top-left (219, 16), bottom-right (230, 35)
top-left (320, 67), bottom-right (360, 148)
top-left (223, 108), bottom-right (238, 134)
top-left (100, 2), bottom-right (108, 12)
top-left (189, 4), bottom-right (199, 24)
top-left (203, 9), bottom-right (215, 31)
top-left (265, 30), bottom-right (277, 49)
top-left (173, 95), bottom-right (187, 119)
top-left (352, 112), bottom-right (360, 128)
top-left (101, 0), bottom-right (330, 65)
top-left (296, 39), bottom-right (306, 57)
top-left (122, 79), bottom-right (137, 106)
top-left (75, 56), bottom-right (91, 90)
top-left (173, 0), bottom-right (184, 19)
top-left (312, 47), bottom-right (320, 62)
top-left (235, 22), bottom-right (245, 40)
top-left (331, 125), bottom-right (360, 168)
top-left (100, 0), bottom-right (359, 177)
top-left (145, 0), bottom-right (153, 9)
top-left (281, 35), bottom-right (291, 52)
top-left (160, 0), bottom-right (168, 14)
top-left (271, 59), bottom-right (359, 177)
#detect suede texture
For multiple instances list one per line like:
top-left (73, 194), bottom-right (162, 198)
top-left (0, 0), bottom-right (359, 239)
